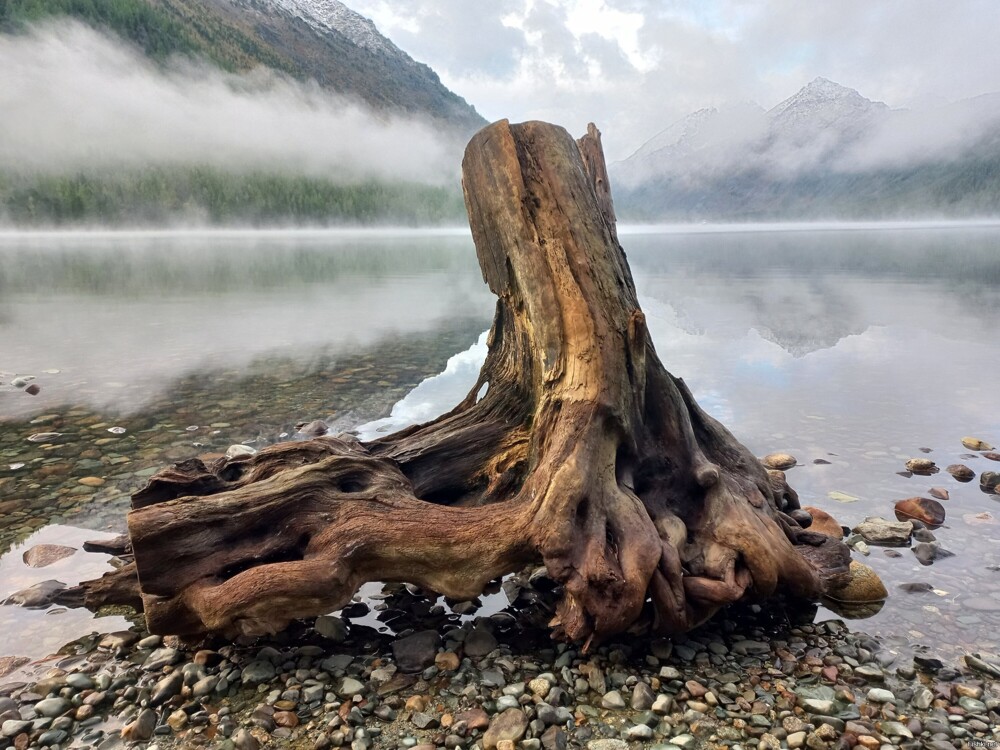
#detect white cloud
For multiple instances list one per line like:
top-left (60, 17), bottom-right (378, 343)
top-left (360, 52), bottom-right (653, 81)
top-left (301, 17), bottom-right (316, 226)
top-left (348, 0), bottom-right (1000, 160)
top-left (0, 20), bottom-right (458, 183)
top-left (8, 3), bottom-right (999, 170)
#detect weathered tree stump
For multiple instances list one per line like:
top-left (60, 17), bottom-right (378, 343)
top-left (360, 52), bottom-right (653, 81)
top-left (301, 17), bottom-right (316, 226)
top-left (74, 120), bottom-right (866, 644)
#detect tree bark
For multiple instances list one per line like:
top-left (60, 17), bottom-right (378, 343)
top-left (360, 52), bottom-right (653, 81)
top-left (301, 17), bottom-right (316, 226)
top-left (79, 120), bottom-right (861, 643)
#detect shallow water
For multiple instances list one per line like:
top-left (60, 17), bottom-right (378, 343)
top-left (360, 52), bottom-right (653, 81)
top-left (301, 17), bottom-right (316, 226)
top-left (1, 225), bottom-right (999, 668)
top-left (0, 525), bottom-right (131, 662)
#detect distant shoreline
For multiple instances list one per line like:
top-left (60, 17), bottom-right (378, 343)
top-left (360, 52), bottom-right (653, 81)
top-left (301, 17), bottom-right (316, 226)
top-left (2, 218), bottom-right (1000, 240)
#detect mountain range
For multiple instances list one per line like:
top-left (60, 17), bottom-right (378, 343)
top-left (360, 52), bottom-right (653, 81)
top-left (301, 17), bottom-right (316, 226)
top-left (0, 0), bottom-right (484, 135)
top-left (2, 1), bottom-right (998, 224)
top-left (611, 77), bottom-right (1000, 220)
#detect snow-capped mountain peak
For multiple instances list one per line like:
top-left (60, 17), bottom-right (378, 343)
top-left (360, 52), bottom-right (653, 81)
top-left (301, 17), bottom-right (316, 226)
top-left (768, 77), bottom-right (886, 125)
top-left (224, 0), bottom-right (483, 132)
top-left (777, 76), bottom-right (860, 107)
top-left (629, 107), bottom-right (719, 161)
top-left (614, 102), bottom-right (766, 186)
top-left (268, 0), bottom-right (406, 60)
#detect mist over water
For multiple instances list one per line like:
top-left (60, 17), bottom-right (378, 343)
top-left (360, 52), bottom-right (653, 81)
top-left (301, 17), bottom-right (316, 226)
top-left (0, 230), bottom-right (493, 418)
top-left (0, 21), bottom-right (457, 183)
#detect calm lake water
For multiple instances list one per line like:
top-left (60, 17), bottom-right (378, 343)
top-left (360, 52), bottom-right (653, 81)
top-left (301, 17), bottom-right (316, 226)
top-left (2, 225), bottom-right (999, 671)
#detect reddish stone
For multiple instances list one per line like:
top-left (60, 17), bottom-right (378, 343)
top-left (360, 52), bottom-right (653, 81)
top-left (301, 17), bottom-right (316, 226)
top-left (456, 708), bottom-right (490, 731)
top-left (273, 710), bottom-right (299, 728)
top-left (685, 680), bottom-right (707, 698)
top-left (894, 497), bottom-right (946, 527)
top-left (802, 506), bottom-right (843, 538)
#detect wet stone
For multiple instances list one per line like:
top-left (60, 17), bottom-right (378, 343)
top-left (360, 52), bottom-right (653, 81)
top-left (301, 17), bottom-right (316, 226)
top-left (853, 517), bottom-right (913, 546)
top-left (3, 579), bottom-right (66, 607)
top-left (241, 660), bottom-right (276, 685)
top-left (669, 735), bottom-right (697, 749)
top-left (166, 709), bottom-right (188, 731)
top-left (151, 671), bottom-right (183, 705)
top-left (762, 453), bottom-right (797, 470)
top-left (541, 726), bottom-right (567, 750)
top-left (435, 651), bottom-right (460, 671)
top-left (962, 437), bottom-right (994, 451)
top-left (232, 728), bottom-right (260, 750)
top-left (392, 630), bottom-right (441, 673)
top-left (624, 724), bottom-right (654, 740)
top-left (947, 464), bottom-right (976, 482)
top-left (800, 699), bottom-right (835, 714)
top-left (32, 697), bottom-right (71, 717)
top-left (143, 647), bottom-right (180, 671)
top-left (37, 729), bottom-right (67, 745)
top-left (651, 694), bottom-right (672, 714)
top-left (321, 653), bottom-right (354, 672)
top-left (958, 696), bottom-right (987, 713)
top-left (2, 721), bottom-right (31, 737)
top-left (879, 721), bottom-right (913, 739)
top-left (192, 676), bottom-right (218, 697)
top-left (455, 709), bottom-right (489, 731)
top-left (121, 707), bottom-right (157, 741)
top-left (913, 541), bottom-right (954, 565)
top-left (528, 676), bottom-right (552, 698)
top-left (411, 712), bottom-right (437, 730)
top-left (21, 544), bottom-right (76, 568)
top-left (855, 664), bottom-right (884, 680)
top-left (483, 708), bottom-right (528, 750)
top-left (496, 695), bottom-right (520, 711)
top-left (315, 615), bottom-right (348, 641)
top-left (464, 627), bottom-right (498, 658)
top-left (586, 741), bottom-right (628, 750)
top-left (631, 682), bottom-right (654, 710)
top-left (536, 704), bottom-right (572, 726)
top-left (339, 677), bottom-right (365, 697)
top-left (894, 497), bottom-right (945, 526)
top-left (981, 471), bottom-right (1000, 493)
top-left (912, 686), bottom-right (934, 709)
top-left (905, 458), bottom-right (937, 474)
top-left (601, 690), bottom-right (626, 709)
top-left (64, 673), bottom-right (94, 690)
top-left (866, 688), bottom-right (894, 703)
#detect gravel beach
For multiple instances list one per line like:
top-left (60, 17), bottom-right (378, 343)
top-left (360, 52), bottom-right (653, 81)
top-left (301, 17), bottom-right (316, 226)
top-left (1, 570), bottom-right (997, 750)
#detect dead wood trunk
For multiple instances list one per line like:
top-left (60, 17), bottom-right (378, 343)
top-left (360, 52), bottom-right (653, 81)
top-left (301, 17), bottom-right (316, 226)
top-left (81, 120), bottom-right (860, 643)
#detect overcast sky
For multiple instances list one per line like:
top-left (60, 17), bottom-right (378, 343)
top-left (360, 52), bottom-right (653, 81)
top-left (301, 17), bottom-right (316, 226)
top-left (349, 0), bottom-right (1000, 160)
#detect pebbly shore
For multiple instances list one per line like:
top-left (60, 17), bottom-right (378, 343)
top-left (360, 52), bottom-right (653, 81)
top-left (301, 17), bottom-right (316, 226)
top-left (1, 570), bottom-right (998, 750)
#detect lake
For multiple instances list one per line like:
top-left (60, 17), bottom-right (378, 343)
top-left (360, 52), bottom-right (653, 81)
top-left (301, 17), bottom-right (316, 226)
top-left (2, 224), bottom-right (999, 672)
